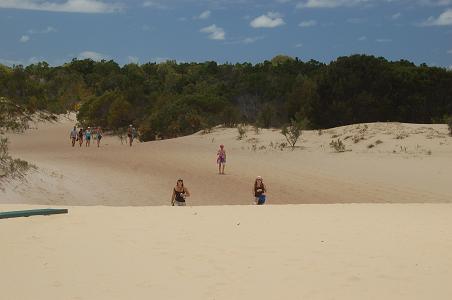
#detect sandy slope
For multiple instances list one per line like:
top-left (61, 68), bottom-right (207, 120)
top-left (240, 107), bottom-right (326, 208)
top-left (1, 204), bottom-right (452, 300)
top-left (2, 115), bottom-right (452, 205)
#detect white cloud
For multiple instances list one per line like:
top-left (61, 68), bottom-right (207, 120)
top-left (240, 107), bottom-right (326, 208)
top-left (28, 26), bottom-right (57, 34)
top-left (391, 12), bottom-right (401, 20)
top-left (295, 43), bottom-right (303, 48)
top-left (299, 20), bottom-right (317, 27)
top-left (242, 36), bottom-right (264, 44)
top-left (19, 35), bottom-right (30, 43)
top-left (196, 10), bottom-right (211, 19)
top-left (421, 8), bottom-right (452, 26)
top-left (200, 24), bottom-right (225, 40)
top-left (358, 35), bottom-right (367, 41)
top-left (142, 1), bottom-right (166, 9)
top-left (0, 0), bottom-right (123, 14)
top-left (376, 38), bottom-right (392, 42)
top-left (447, 49), bottom-right (452, 54)
top-left (250, 12), bottom-right (285, 28)
top-left (296, 0), bottom-right (370, 9)
top-left (78, 51), bottom-right (108, 61)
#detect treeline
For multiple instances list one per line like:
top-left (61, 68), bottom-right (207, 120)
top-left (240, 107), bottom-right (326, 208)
top-left (0, 54), bottom-right (451, 141)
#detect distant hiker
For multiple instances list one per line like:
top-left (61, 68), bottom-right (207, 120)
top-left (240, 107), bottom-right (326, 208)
top-left (171, 179), bottom-right (191, 206)
top-left (127, 124), bottom-right (134, 147)
top-left (78, 128), bottom-right (84, 147)
top-left (217, 144), bottom-right (226, 174)
top-left (253, 176), bottom-right (267, 205)
top-left (70, 126), bottom-right (77, 147)
top-left (96, 127), bottom-right (103, 148)
top-left (85, 127), bottom-right (91, 147)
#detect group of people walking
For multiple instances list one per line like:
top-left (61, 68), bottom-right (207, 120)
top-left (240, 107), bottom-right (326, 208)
top-left (70, 124), bottom-right (138, 148)
top-left (70, 126), bottom-right (103, 148)
top-left (170, 144), bottom-right (267, 206)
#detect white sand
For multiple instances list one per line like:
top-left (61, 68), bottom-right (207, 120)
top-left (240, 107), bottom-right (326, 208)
top-left (1, 204), bottom-right (452, 300)
top-left (2, 117), bottom-right (452, 299)
top-left (2, 115), bottom-right (452, 205)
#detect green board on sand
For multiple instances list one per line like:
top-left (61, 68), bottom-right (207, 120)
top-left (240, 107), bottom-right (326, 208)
top-left (0, 208), bottom-right (68, 219)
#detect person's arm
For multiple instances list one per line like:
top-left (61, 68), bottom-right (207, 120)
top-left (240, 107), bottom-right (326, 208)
top-left (184, 187), bottom-right (190, 197)
top-left (171, 189), bottom-right (175, 206)
top-left (263, 184), bottom-right (267, 194)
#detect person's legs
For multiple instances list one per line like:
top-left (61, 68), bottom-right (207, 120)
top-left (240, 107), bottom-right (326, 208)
top-left (221, 163), bottom-right (225, 174)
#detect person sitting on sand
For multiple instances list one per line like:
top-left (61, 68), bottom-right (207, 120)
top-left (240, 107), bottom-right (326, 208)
top-left (96, 127), bottom-right (103, 148)
top-left (85, 127), bottom-right (91, 147)
top-left (217, 144), bottom-right (226, 174)
top-left (70, 126), bottom-right (77, 147)
top-left (78, 128), bottom-right (84, 147)
top-left (253, 176), bottom-right (267, 205)
top-left (171, 179), bottom-right (191, 206)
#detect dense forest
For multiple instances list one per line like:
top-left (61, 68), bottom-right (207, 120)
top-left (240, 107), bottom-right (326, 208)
top-left (0, 54), bottom-right (451, 141)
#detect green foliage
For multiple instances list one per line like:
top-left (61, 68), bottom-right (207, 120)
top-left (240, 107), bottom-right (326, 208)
top-left (1, 54), bottom-right (452, 143)
top-left (446, 115), bottom-right (452, 136)
top-left (0, 98), bottom-right (35, 181)
top-left (330, 139), bottom-right (347, 152)
top-left (281, 117), bottom-right (308, 149)
top-left (237, 124), bottom-right (247, 140)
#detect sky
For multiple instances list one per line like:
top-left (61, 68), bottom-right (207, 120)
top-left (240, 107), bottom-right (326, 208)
top-left (0, 0), bottom-right (451, 68)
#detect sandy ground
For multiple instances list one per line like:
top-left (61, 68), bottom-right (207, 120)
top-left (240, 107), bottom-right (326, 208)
top-left (1, 115), bottom-right (452, 205)
top-left (2, 117), bottom-right (452, 299)
top-left (1, 204), bottom-right (452, 300)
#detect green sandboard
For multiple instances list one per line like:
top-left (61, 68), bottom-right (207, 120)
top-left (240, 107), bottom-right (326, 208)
top-left (0, 208), bottom-right (68, 219)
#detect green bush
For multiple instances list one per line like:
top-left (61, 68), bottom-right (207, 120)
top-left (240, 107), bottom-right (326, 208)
top-left (330, 139), bottom-right (346, 152)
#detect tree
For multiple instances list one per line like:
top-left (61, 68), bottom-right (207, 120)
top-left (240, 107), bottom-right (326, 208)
top-left (281, 117), bottom-right (309, 149)
top-left (0, 97), bottom-right (34, 180)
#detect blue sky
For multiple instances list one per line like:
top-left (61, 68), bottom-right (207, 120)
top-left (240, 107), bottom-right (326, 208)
top-left (0, 0), bottom-right (451, 68)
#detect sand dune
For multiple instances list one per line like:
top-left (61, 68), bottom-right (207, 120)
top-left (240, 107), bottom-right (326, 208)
top-left (2, 115), bottom-right (452, 205)
top-left (1, 204), bottom-right (452, 300)
top-left (2, 117), bottom-right (452, 299)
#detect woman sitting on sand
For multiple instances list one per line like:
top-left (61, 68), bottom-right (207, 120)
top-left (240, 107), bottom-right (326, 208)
top-left (171, 179), bottom-right (191, 206)
top-left (253, 176), bottom-right (267, 205)
top-left (217, 144), bottom-right (226, 174)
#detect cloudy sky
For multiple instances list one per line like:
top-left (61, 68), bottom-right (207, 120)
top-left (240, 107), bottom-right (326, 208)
top-left (0, 0), bottom-right (451, 67)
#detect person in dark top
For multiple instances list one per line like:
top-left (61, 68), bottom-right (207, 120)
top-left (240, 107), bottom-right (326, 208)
top-left (171, 179), bottom-right (191, 206)
top-left (78, 128), bottom-right (84, 147)
top-left (253, 176), bottom-right (267, 205)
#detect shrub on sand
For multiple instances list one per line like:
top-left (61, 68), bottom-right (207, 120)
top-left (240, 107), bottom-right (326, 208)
top-left (330, 139), bottom-right (346, 152)
top-left (237, 124), bottom-right (247, 140)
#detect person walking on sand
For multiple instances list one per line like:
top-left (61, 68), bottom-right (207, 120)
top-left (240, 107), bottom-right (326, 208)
top-left (171, 179), bottom-right (191, 206)
top-left (96, 127), bottom-right (103, 148)
top-left (217, 144), bottom-right (226, 174)
top-left (70, 126), bottom-right (77, 147)
top-left (127, 124), bottom-right (134, 147)
top-left (85, 127), bottom-right (92, 147)
top-left (78, 128), bottom-right (84, 147)
top-left (253, 176), bottom-right (267, 205)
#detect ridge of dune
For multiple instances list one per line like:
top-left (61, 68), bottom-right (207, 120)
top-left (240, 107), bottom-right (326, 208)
top-left (2, 115), bottom-right (452, 205)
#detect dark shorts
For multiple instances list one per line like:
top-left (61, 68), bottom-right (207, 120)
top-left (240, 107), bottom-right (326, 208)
top-left (256, 195), bottom-right (266, 205)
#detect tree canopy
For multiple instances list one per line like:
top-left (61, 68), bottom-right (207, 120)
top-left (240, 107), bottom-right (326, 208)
top-left (0, 55), bottom-right (451, 141)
